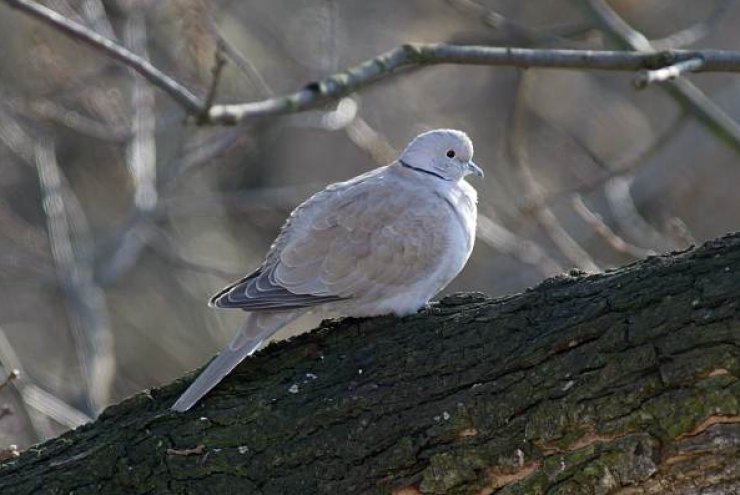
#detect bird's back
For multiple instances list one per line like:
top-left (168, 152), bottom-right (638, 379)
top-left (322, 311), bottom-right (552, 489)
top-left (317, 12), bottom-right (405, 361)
top-left (212, 164), bottom-right (476, 316)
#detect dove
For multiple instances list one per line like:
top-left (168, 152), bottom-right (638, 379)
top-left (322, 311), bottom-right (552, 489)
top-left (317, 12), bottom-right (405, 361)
top-left (171, 129), bottom-right (483, 412)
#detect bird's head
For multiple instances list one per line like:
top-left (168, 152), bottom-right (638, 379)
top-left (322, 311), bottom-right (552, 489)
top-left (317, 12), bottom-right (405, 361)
top-left (399, 129), bottom-right (483, 182)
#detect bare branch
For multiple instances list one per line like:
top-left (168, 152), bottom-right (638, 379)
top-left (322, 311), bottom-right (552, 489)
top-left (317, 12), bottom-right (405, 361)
top-left (571, 194), bottom-right (656, 258)
top-left (95, 129), bottom-right (248, 285)
top-left (35, 139), bottom-right (115, 414)
top-left (581, 0), bottom-right (740, 152)
top-left (634, 57), bottom-right (705, 88)
top-left (202, 42), bottom-right (227, 116)
top-left (5, 97), bottom-right (130, 142)
top-left (344, 114), bottom-right (398, 165)
top-left (650, 0), bottom-right (735, 50)
top-left (77, 0), bottom-right (117, 40)
top-left (160, 184), bottom-right (325, 218)
top-left (206, 44), bottom-right (740, 125)
top-left (124, 10), bottom-right (158, 212)
top-left (509, 72), bottom-right (601, 273)
top-left (209, 18), bottom-right (273, 98)
top-left (448, 0), bottom-right (593, 47)
top-left (0, 328), bottom-right (91, 435)
top-left (539, 114), bottom-right (688, 206)
top-left (0, 369), bottom-right (19, 392)
top-left (0, 107), bottom-right (36, 163)
top-left (477, 214), bottom-right (563, 277)
top-left (2, 0), bottom-right (203, 113)
top-left (8, 0), bottom-right (740, 126)
top-left (604, 176), bottom-right (675, 252)
top-left (665, 217), bottom-right (697, 248)
top-left (287, 97), bottom-right (358, 131)
top-left (146, 227), bottom-right (242, 280)
top-left (20, 384), bottom-right (93, 428)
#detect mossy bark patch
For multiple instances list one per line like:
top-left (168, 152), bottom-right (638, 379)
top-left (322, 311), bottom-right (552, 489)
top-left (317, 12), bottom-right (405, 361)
top-left (1, 234), bottom-right (740, 494)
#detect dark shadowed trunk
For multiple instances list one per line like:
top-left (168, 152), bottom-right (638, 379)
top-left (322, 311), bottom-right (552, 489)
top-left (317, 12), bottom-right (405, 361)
top-left (1, 234), bottom-right (739, 494)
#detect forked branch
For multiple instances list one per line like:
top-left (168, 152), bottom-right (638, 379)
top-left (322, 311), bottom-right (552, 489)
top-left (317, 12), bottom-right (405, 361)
top-left (6, 0), bottom-right (740, 125)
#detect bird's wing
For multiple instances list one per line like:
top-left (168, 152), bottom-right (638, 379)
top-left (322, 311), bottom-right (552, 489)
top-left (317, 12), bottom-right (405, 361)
top-left (211, 168), bottom-right (454, 310)
top-left (209, 268), bottom-right (344, 310)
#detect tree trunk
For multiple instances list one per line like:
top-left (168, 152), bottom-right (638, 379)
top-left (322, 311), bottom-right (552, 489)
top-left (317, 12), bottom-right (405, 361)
top-left (1, 234), bottom-right (739, 495)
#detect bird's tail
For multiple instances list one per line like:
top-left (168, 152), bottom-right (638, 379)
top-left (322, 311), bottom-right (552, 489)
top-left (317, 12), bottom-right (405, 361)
top-left (171, 312), bottom-right (298, 412)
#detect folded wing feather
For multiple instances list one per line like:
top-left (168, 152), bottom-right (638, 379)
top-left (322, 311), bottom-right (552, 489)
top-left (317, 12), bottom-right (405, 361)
top-left (210, 170), bottom-right (450, 311)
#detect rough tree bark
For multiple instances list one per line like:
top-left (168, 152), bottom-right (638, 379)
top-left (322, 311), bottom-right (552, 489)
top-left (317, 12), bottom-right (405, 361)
top-left (1, 234), bottom-right (739, 495)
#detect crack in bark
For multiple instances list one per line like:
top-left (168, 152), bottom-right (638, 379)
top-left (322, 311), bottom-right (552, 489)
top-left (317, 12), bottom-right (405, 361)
top-left (2, 234), bottom-right (740, 493)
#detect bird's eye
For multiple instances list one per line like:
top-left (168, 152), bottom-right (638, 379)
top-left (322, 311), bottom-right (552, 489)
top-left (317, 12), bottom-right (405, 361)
top-left (446, 149), bottom-right (456, 158)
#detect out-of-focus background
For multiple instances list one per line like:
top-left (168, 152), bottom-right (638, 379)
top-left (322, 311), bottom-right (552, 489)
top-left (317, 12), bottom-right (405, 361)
top-left (1, 0), bottom-right (740, 449)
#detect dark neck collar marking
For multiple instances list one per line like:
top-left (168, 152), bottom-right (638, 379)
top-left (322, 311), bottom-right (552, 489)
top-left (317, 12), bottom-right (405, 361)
top-left (399, 160), bottom-right (450, 181)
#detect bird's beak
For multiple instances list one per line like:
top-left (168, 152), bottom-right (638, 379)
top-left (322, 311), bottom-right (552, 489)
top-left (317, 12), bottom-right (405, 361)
top-left (466, 160), bottom-right (484, 178)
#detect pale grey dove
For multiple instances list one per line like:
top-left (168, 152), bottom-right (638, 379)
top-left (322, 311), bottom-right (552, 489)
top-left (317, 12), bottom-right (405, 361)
top-left (171, 129), bottom-right (483, 411)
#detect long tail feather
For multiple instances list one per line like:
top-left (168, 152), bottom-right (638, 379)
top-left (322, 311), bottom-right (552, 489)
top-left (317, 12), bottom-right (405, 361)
top-left (171, 312), bottom-right (297, 412)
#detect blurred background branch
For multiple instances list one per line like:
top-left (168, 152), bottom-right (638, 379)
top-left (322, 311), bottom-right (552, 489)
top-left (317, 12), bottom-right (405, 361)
top-left (34, 139), bottom-right (114, 415)
top-left (1, 0), bottom-right (740, 452)
top-left (2, 0), bottom-right (203, 113)
top-left (6, 0), bottom-right (740, 124)
top-left (581, 0), bottom-right (740, 151)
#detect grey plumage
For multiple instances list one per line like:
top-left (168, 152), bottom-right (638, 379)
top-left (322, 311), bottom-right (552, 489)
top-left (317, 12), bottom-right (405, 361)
top-left (171, 129), bottom-right (482, 412)
top-left (171, 312), bottom-right (299, 412)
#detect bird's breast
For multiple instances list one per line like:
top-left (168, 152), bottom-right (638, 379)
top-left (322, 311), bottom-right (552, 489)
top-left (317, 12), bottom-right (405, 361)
top-left (417, 183), bottom-right (477, 295)
top-left (435, 183), bottom-right (477, 255)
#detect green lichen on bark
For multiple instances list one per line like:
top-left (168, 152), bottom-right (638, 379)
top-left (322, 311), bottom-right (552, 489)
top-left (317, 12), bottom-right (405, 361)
top-left (1, 234), bottom-right (740, 494)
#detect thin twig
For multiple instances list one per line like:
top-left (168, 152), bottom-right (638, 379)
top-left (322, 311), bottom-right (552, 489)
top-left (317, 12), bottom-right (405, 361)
top-left (210, 21), bottom-right (398, 165)
top-left (35, 139), bottom-right (115, 414)
top-left (287, 97), bottom-right (358, 131)
top-left (571, 194), bottom-right (655, 258)
top-left (206, 44), bottom-right (740, 125)
top-left (322, 0), bottom-right (339, 74)
top-left (634, 57), bottom-right (705, 88)
top-left (5, 97), bottom-right (130, 142)
top-left (650, 0), bottom-right (735, 50)
top-left (0, 107), bottom-right (36, 164)
top-left (509, 72), bottom-right (600, 272)
top-left (78, 0), bottom-right (117, 40)
top-left (124, 10), bottom-right (158, 212)
top-left (95, 129), bottom-right (248, 285)
top-left (0, 115), bottom-right (144, 409)
top-left (448, 0), bottom-right (592, 48)
top-left (477, 214), bottom-right (563, 276)
top-left (21, 384), bottom-right (93, 428)
top-left (344, 114), bottom-right (398, 165)
top-left (604, 175), bottom-right (675, 252)
top-left (0, 369), bottom-right (19, 392)
top-left (0, 339), bottom-right (40, 442)
top-left (581, 0), bottom-right (740, 152)
top-left (539, 114), bottom-right (688, 206)
top-left (209, 18), bottom-right (273, 98)
top-left (665, 217), bottom-right (697, 248)
top-left (516, 96), bottom-right (677, 254)
top-left (7, 0), bottom-right (740, 125)
top-left (147, 226), bottom-right (242, 279)
top-left (3, 0), bottom-right (203, 113)
top-left (160, 182), bottom-right (325, 218)
top-left (0, 328), bottom-right (91, 434)
top-left (201, 41), bottom-right (227, 120)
